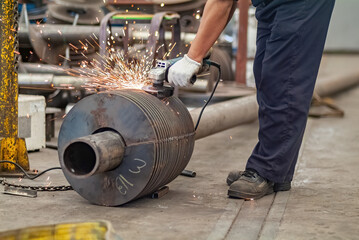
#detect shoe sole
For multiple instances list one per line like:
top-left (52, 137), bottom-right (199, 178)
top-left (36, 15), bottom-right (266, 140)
top-left (274, 182), bottom-right (291, 192)
top-left (228, 187), bottom-right (274, 200)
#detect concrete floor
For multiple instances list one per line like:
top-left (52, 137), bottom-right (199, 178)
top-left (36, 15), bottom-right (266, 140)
top-left (1, 55), bottom-right (359, 239)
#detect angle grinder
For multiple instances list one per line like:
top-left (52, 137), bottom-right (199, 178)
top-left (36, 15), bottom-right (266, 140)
top-left (142, 57), bottom-right (210, 98)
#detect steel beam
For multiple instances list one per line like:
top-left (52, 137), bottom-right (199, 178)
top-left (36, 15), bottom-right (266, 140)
top-left (0, 0), bottom-right (29, 172)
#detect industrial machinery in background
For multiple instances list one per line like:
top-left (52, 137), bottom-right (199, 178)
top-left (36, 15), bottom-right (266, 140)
top-left (16, 0), bottom-right (234, 109)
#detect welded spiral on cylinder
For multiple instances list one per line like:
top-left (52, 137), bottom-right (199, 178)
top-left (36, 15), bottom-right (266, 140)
top-left (58, 89), bottom-right (195, 206)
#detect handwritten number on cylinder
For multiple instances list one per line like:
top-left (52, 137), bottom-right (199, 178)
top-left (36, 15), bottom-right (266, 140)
top-left (129, 158), bottom-right (147, 174)
top-left (116, 158), bottom-right (147, 195)
top-left (116, 174), bottom-right (134, 195)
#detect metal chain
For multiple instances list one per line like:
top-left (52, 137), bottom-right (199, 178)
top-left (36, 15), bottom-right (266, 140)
top-left (0, 178), bottom-right (73, 191)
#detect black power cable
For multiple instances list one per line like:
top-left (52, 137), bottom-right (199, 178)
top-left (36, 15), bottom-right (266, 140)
top-left (0, 160), bottom-right (61, 180)
top-left (194, 60), bottom-right (221, 131)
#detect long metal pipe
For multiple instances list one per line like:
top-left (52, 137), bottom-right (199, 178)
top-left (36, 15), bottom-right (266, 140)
top-left (191, 71), bottom-right (359, 140)
top-left (19, 24), bottom-right (196, 46)
top-left (191, 94), bottom-right (258, 140)
top-left (19, 25), bottom-right (109, 45)
top-left (314, 72), bottom-right (359, 97)
top-left (18, 74), bottom-right (89, 90)
top-left (20, 63), bottom-right (75, 75)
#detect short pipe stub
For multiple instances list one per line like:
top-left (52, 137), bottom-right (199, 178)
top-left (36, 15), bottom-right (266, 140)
top-left (63, 131), bottom-right (125, 178)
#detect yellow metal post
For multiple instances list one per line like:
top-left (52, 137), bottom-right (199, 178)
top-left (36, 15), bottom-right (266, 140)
top-left (0, 0), bottom-right (29, 172)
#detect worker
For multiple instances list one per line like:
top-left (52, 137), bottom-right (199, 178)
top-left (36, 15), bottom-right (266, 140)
top-left (168, 0), bottom-right (335, 199)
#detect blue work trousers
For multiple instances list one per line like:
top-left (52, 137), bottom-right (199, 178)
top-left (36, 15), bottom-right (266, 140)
top-left (246, 0), bottom-right (335, 183)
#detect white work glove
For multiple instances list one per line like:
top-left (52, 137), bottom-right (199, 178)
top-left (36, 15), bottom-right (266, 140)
top-left (168, 54), bottom-right (201, 87)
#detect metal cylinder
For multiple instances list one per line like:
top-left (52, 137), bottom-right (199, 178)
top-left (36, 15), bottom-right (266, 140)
top-left (58, 89), bottom-right (195, 206)
top-left (314, 72), bottom-right (359, 97)
top-left (63, 131), bottom-right (125, 178)
top-left (190, 70), bottom-right (359, 140)
top-left (191, 94), bottom-right (258, 140)
top-left (18, 24), bottom-right (197, 47)
top-left (18, 74), bottom-right (89, 90)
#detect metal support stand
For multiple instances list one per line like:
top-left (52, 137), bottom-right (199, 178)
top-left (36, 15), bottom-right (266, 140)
top-left (151, 186), bottom-right (169, 199)
top-left (0, 0), bottom-right (30, 173)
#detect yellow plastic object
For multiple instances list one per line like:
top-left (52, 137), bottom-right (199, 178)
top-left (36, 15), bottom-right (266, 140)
top-left (0, 0), bottom-right (29, 172)
top-left (0, 221), bottom-right (122, 240)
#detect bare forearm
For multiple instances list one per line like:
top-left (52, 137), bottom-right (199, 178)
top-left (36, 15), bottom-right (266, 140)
top-left (188, 0), bottom-right (237, 63)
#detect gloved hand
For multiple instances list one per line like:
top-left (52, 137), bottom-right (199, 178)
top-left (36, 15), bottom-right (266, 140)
top-left (168, 54), bottom-right (202, 87)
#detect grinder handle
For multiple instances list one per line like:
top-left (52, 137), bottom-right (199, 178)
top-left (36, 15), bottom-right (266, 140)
top-left (165, 57), bottom-right (212, 85)
top-left (165, 67), bottom-right (197, 85)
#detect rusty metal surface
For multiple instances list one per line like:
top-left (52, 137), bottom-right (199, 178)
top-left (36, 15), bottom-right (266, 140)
top-left (0, 0), bottom-right (29, 172)
top-left (58, 90), bottom-right (195, 206)
top-left (0, 0), bottom-right (18, 139)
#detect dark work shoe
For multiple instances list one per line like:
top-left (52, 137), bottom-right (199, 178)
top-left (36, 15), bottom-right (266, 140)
top-left (228, 170), bottom-right (274, 200)
top-left (226, 170), bottom-right (291, 192)
top-left (274, 181), bottom-right (291, 192)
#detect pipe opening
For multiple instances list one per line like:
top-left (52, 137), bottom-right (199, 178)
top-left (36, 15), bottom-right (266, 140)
top-left (64, 142), bottom-right (97, 176)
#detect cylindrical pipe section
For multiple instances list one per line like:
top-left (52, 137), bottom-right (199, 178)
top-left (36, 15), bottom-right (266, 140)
top-left (19, 25), bottom-right (114, 45)
top-left (63, 131), bottom-right (125, 178)
top-left (18, 74), bottom-right (89, 90)
top-left (18, 24), bottom-right (197, 46)
top-left (19, 63), bottom-right (76, 75)
top-left (191, 94), bottom-right (258, 140)
top-left (191, 70), bottom-right (359, 140)
top-left (314, 73), bottom-right (359, 97)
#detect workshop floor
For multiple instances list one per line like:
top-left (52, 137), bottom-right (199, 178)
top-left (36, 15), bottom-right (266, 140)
top-left (1, 55), bottom-right (359, 239)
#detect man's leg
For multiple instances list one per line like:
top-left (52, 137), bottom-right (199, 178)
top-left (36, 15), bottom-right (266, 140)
top-left (229, 0), bottom-right (335, 199)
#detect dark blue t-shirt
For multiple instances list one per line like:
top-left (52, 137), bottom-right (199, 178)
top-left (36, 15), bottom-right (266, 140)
top-left (234, 0), bottom-right (265, 7)
top-left (251, 0), bottom-right (265, 6)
